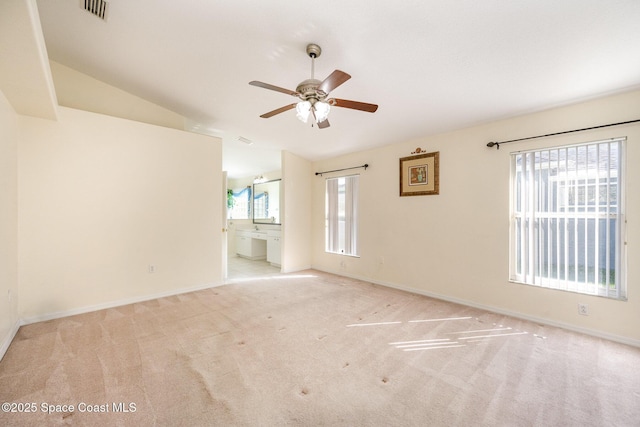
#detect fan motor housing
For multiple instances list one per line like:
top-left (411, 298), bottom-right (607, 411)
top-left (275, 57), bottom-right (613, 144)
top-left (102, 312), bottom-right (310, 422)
top-left (296, 78), bottom-right (327, 101)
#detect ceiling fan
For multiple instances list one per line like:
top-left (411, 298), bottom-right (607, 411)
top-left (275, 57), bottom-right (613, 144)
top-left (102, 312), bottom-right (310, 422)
top-left (249, 43), bottom-right (378, 129)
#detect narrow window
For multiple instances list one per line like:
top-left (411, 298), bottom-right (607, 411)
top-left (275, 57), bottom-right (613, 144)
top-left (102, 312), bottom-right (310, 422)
top-left (510, 138), bottom-right (626, 299)
top-left (228, 186), bottom-right (251, 219)
top-left (325, 175), bottom-right (359, 256)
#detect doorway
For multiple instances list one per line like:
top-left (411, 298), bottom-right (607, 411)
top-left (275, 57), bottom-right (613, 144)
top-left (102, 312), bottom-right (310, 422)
top-left (227, 256), bottom-right (280, 281)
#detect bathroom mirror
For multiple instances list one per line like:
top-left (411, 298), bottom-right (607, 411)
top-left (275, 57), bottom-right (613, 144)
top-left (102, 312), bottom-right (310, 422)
top-left (253, 179), bottom-right (281, 224)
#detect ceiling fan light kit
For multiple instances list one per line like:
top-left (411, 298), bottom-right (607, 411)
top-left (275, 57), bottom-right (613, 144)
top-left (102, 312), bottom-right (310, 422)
top-left (249, 43), bottom-right (378, 129)
top-left (314, 101), bottom-right (330, 123)
top-left (296, 101), bottom-right (311, 123)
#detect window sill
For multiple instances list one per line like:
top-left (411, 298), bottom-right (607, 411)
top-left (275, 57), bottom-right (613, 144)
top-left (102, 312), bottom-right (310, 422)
top-left (325, 251), bottom-right (360, 258)
top-left (508, 279), bottom-right (627, 301)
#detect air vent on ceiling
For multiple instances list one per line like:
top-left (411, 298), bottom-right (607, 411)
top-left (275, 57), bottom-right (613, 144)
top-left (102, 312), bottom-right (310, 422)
top-left (82, 0), bottom-right (109, 21)
top-left (237, 136), bottom-right (253, 145)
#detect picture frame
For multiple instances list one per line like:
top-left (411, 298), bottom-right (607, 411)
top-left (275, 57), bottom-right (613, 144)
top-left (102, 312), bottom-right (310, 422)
top-left (399, 151), bottom-right (439, 196)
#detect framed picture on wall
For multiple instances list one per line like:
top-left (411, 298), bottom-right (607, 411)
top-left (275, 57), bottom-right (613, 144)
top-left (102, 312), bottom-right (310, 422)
top-left (399, 151), bottom-right (439, 196)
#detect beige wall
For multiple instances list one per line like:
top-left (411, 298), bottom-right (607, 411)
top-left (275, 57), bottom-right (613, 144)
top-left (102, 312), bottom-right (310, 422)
top-left (18, 107), bottom-right (223, 321)
top-left (0, 91), bottom-right (20, 356)
top-left (311, 89), bottom-right (640, 345)
top-left (282, 151), bottom-right (312, 273)
top-left (0, 0), bottom-right (58, 121)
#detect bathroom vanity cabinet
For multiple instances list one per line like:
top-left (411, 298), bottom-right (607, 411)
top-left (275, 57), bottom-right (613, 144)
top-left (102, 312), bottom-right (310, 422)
top-left (236, 229), bottom-right (281, 266)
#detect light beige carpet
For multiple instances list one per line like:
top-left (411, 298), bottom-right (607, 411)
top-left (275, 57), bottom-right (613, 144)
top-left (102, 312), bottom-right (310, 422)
top-left (1, 270), bottom-right (639, 426)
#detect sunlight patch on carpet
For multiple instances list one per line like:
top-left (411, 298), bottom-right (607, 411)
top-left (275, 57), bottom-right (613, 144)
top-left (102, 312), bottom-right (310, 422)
top-left (459, 331), bottom-right (528, 341)
top-left (447, 327), bottom-right (513, 334)
top-left (408, 316), bottom-right (473, 323)
top-left (389, 338), bottom-right (465, 351)
top-left (346, 321), bottom-right (402, 327)
top-left (346, 316), bottom-right (543, 353)
top-left (402, 344), bottom-right (467, 351)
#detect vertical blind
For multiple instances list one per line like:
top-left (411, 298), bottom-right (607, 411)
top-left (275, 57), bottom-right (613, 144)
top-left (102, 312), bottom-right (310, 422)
top-left (510, 138), bottom-right (625, 299)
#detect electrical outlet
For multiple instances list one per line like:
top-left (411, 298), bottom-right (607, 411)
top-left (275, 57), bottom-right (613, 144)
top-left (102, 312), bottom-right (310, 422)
top-left (148, 265), bottom-right (156, 274)
top-left (578, 303), bottom-right (589, 316)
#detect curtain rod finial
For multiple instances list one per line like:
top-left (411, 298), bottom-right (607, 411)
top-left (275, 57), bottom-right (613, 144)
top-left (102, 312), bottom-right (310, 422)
top-left (487, 141), bottom-right (499, 149)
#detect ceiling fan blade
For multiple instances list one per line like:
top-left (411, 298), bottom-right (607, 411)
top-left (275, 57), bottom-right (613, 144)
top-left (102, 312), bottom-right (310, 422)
top-left (331, 98), bottom-right (378, 113)
top-left (249, 81), bottom-right (299, 97)
top-left (318, 70), bottom-right (351, 95)
top-left (310, 108), bottom-right (330, 129)
top-left (260, 103), bottom-right (297, 118)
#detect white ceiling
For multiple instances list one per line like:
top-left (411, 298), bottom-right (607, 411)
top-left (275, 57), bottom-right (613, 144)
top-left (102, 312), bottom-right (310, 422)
top-left (35, 0), bottom-right (640, 178)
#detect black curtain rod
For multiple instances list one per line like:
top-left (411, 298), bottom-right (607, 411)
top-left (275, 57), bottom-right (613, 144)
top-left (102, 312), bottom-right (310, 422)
top-left (315, 164), bottom-right (369, 176)
top-left (486, 118), bottom-right (640, 150)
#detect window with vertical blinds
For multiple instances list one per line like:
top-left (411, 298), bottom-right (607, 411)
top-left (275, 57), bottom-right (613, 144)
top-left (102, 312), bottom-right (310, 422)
top-left (325, 175), bottom-right (359, 256)
top-left (510, 138), bottom-right (626, 299)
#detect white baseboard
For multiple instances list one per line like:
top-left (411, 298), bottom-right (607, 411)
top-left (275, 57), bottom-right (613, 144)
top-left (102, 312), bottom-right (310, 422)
top-left (20, 281), bottom-right (224, 326)
top-left (313, 267), bottom-right (640, 349)
top-left (0, 319), bottom-right (21, 362)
